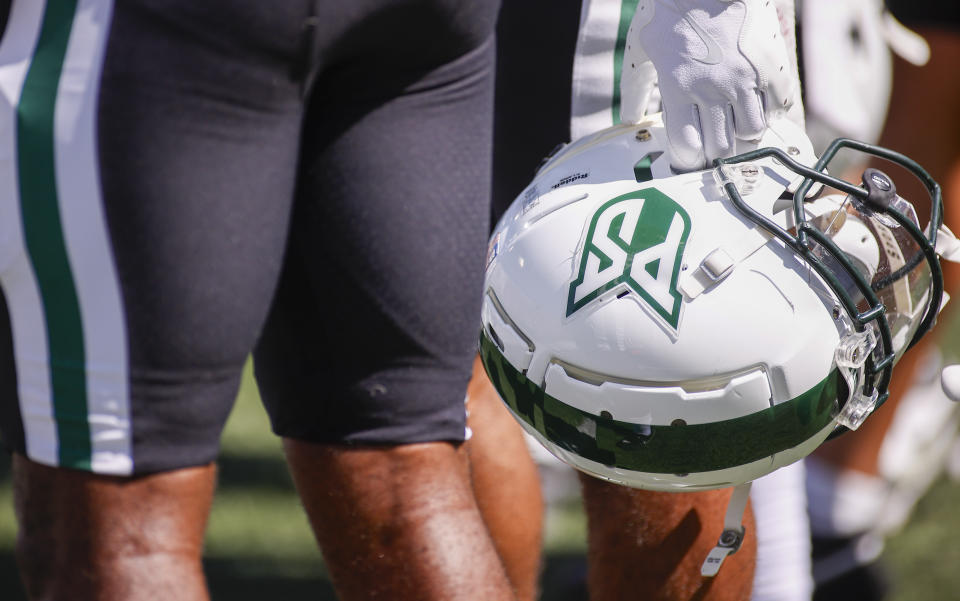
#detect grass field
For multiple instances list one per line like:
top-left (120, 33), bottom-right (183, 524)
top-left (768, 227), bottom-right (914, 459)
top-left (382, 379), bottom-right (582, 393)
top-left (2, 339), bottom-right (960, 600)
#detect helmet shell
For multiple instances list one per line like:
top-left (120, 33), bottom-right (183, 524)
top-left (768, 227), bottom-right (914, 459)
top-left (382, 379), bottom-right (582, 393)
top-left (481, 117), bottom-right (845, 490)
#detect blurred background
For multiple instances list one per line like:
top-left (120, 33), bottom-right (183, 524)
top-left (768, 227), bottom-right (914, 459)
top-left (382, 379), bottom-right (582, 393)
top-left (1, 310), bottom-right (960, 601)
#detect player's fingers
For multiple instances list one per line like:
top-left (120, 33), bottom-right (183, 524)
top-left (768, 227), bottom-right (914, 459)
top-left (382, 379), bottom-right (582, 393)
top-left (621, 62), bottom-right (657, 123)
top-left (700, 102), bottom-right (735, 167)
top-left (663, 102), bottom-right (705, 172)
top-left (732, 89), bottom-right (766, 141)
top-left (763, 66), bottom-right (796, 117)
top-left (620, 44), bottom-right (655, 123)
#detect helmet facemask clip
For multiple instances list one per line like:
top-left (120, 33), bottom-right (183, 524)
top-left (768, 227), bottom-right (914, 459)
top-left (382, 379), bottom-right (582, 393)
top-left (834, 328), bottom-right (879, 429)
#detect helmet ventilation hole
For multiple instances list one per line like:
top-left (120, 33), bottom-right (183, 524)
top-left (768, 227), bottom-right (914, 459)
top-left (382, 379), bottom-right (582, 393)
top-left (486, 326), bottom-right (504, 351)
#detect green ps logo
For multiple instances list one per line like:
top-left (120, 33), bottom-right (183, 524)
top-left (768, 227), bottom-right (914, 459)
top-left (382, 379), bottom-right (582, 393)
top-left (567, 189), bottom-right (691, 330)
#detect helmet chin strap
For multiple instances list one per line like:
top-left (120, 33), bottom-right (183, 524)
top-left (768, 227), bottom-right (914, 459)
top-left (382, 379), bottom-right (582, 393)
top-left (701, 481), bottom-right (753, 577)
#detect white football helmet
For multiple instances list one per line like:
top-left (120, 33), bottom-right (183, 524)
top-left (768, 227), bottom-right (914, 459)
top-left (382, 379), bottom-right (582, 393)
top-left (480, 113), bottom-right (951, 491)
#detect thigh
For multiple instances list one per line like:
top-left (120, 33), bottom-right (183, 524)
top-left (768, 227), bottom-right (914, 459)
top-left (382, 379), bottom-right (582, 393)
top-left (254, 0), bottom-right (500, 445)
top-left (0, 0), bottom-right (307, 475)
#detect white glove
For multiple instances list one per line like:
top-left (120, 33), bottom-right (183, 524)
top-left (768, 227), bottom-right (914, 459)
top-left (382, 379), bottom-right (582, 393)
top-left (621, 0), bottom-right (799, 171)
top-left (942, 365), bottom-right (960, 403)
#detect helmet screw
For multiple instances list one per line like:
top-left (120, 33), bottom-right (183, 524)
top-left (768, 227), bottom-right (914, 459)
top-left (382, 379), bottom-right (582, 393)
top-left (719, 530), bottom-right (740, 546)
top-left (787, 146), bottom-right (800, 156)
top-left (671, 418), bottom-right (687, 427)
top-left (600, 410), bottom-right (613, 420)
top-left (636, 129), bottom-right (652, 141)
top-left (832, 305), bottom-right (841, 320)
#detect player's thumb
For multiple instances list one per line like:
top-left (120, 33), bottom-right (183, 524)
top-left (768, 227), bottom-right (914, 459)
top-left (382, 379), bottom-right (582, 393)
top-left (620, 43), bottom-right (656, 123)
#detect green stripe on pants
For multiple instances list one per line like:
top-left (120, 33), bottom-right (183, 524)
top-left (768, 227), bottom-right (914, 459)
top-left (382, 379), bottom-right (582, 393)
top-left (17, 0), bottom-right (91, 469)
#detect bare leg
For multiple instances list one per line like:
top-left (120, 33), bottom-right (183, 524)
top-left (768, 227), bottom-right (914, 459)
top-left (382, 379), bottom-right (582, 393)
top-left (13, 455), bottom-right (215, 601)
top-left (580, 475), bottom-right (756, 601)
top-left (284, 439), bottom-right (517, 601)
top-left (466, 355), bottom-right (544, 601)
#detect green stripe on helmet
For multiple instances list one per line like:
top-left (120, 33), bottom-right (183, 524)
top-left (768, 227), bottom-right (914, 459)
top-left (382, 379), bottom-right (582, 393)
top-left (479, 333), bottom-right (839, 475)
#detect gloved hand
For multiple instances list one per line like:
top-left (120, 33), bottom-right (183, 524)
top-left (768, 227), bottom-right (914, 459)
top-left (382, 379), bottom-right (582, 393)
top-left (621, 0), bottom-right (800, 171)
top-left (942, 365), bottom-right (960, 402)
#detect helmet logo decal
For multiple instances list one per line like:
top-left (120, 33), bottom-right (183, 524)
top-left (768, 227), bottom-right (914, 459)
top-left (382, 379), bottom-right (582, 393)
top-left (567, 189), bottom-right (691, 330)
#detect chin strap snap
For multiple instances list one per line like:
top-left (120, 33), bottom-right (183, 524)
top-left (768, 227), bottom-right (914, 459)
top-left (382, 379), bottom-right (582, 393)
top-left (701, 481), bottom-right (752, 577)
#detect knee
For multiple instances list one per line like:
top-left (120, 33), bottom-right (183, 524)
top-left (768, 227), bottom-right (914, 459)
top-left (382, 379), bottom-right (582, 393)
top-left (12, 455), bottom-right (215, 599)
top-left (14, 524), bottom-right (56, 599)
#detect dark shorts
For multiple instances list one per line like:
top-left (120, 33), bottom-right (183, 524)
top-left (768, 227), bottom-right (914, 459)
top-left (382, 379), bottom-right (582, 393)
top-left (0, 0), bottom-right (499, 475)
